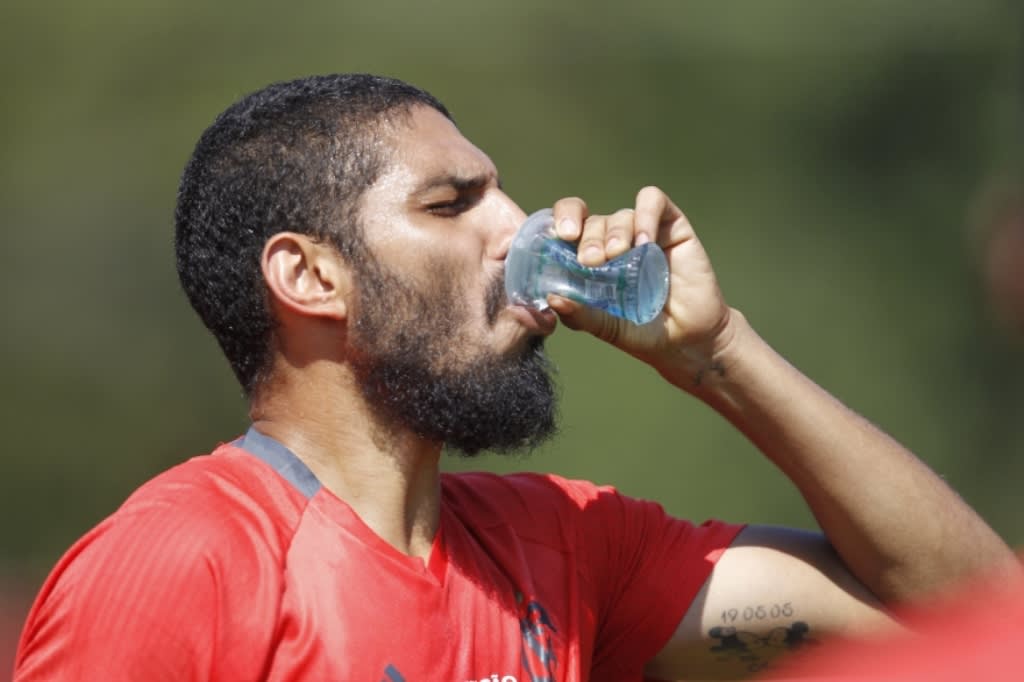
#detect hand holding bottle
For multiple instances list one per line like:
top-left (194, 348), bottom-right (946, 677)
top-left (541, 186), bottom-right (737, 389)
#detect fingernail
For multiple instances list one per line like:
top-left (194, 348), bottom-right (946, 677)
top-left (557, 218), bottom-right (577, 239)
top-left (635, 233), bottom-right (650, 246)
top-left (583, 245), bottom-right (603, 262)
top-left (606, 237), bottom-right (623, 251)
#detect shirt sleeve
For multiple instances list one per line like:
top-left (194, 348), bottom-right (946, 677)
top-left (566, 479), bottom-right (744, 681)
top-left (14, 488), bottom-right (285, 681)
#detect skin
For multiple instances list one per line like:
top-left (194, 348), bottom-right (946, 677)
top-left (249, 105), bottom-right (1020, 679)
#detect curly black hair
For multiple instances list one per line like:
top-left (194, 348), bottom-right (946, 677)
top-left (174, 74), bottom-right (451, 396)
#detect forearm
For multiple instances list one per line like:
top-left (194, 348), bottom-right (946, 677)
top-left (661, 309), bottom-right (1019, 604)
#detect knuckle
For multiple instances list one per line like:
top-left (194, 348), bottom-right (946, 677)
top-left (605, 210), bottom-right (636, 246)
top-left (594, 314), bottom-right (620, 344)
top-left (581, 216), bottom-right (607, 241)
top-left (555, 196), bottom-right (587, 212)
top-left (607, 209), bottom-right (635, 231)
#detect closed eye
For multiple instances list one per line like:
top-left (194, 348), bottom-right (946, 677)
top-left (418, 173), bottom-right (499, 217)
top-left (426, 193), bottom-right (480, 217)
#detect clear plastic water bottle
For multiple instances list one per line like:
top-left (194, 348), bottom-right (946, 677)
top-left (505, 208), bottom-right (670, 325)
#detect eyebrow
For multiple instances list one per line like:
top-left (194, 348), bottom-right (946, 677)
top-left (414, 172), bottom-right (503, 194)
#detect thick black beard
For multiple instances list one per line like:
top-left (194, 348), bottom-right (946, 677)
top-left (348, 256), bottom-right (558, 456)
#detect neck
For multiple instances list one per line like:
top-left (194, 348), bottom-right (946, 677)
top-left (250, 362), bottom-right (443, 559)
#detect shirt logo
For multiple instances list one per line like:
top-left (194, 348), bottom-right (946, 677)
top-left (382, 663), bottom-right (406, 682)
top-left (516, 591), bottom-right (559, 682)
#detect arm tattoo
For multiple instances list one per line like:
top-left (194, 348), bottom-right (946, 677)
top-left (693, 360), bottom-right (726, 387)
top-left (708, 620), bottom-right (817, 674)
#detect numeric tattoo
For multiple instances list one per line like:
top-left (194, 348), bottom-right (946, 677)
top-left (721, 602), bottom-right (794, 623)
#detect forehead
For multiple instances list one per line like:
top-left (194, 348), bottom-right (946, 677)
top-left (380, 105), bottom-right (498, 188)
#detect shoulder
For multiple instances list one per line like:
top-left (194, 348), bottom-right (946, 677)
top-left (122, 440), bottom-right (309, 537)
top-left (441, 471), bottom-right (697, 546)
top-left (441, 471), bottom-right (611, 520)
top-left (38, 440), bottom-right (307, 592)
top-left (16, 441), bottom-right (300, 678)
top-left (442, 470), bottom-right (721, 527)
top-left (31, 440), bottom-right (311, 611)
top-left (73, 440), bottom-right (310, 562)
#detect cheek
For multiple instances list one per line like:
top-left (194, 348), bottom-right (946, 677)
top-left (485, 271), bottom-right (507, 324)
top-left (420, 250), bottom-right (486, 303)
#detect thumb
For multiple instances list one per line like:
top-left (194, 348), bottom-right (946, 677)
top-left (547, 295), bottom-right (625, 346)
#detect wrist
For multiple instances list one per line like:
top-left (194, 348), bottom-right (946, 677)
top-left (655, 307), bottom-right (754, 397)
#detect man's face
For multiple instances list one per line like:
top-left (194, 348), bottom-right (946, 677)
top-left (344, 106), bottom-right (559, 455)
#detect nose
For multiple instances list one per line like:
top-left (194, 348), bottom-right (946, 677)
top-left (487, 191), bottom-right (527, 262)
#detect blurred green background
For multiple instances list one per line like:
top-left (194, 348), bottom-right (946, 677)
top-left (2, 0), bottom-right (1022, 662)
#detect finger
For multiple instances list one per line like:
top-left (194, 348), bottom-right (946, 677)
top-left (552, 197), bottom-right (587, 241)
top-left (578, 214), bottom-right (608, 266)
top-left (634, 186), bottom-right (668, 246)
top-left (604, 208), bottom-right (635, 259)
top-left (547, 295), bottom-right (624, 346)
top-left (635, 185), bottom-right (688, 247)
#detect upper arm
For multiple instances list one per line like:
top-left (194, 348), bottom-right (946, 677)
top-left (646, 524), bottom-right (901, 680)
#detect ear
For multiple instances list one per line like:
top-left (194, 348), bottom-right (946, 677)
top-left (261, 232), bottom-right (351, 321)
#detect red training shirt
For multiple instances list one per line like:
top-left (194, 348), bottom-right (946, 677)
top-left (16, 428), bottom-right (742, 681)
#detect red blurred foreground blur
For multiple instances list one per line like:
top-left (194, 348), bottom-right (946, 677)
top-left (762, 567), bottom-right (1024, 681)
